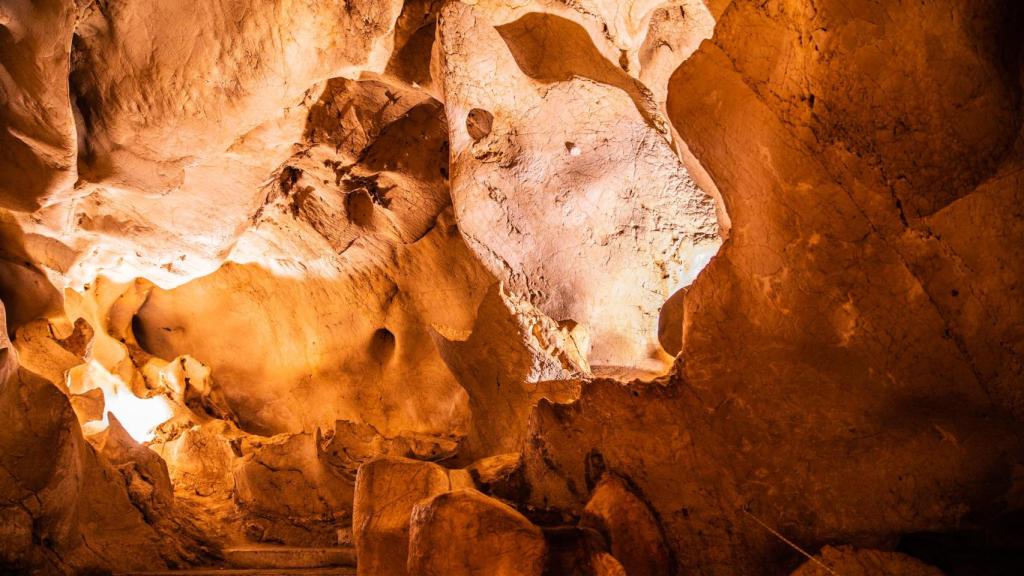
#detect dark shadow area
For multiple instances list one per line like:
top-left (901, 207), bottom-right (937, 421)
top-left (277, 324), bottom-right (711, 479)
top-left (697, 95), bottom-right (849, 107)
top-left (897, 512), bottom-right (1024, 576)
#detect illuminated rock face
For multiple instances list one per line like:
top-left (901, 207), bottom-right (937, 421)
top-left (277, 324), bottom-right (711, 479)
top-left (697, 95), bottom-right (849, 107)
top-left (1, 0), bottom-right (1023, 575)
top-left (438, 2), bottom-right (720, 373)
top-left (407, 489), bottom-right (547, 576)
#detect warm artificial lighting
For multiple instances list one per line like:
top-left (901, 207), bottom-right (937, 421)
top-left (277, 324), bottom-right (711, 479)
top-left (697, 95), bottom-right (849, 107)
top-left (3, 0), bottom-right (1020, 573)
top-left (78, 360), bottom-right (174, 443)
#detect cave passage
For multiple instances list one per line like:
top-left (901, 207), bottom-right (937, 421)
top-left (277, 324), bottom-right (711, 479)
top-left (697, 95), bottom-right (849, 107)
top-left (1, 1), bottom-right (1023, 575)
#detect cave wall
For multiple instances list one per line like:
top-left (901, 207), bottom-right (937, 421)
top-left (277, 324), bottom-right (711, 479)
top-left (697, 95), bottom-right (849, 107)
top-left (0, 0), bottom-right (1022, 574)
top-left (524, 1), bottom-right (1024, 574)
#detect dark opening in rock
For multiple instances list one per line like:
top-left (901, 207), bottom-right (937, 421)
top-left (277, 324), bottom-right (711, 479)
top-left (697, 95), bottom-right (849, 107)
top-left (369, 328), bottom-right (396, 363)
top-left (346, 188), bottom-right (375, 226)
top-left (466, 108), bottom-right (493, 141)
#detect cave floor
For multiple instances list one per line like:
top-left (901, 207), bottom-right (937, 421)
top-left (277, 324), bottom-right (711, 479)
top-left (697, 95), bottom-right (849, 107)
top-left (116, 545), bottom-right (356, 576)
top-left (117, 565), bottom-right (352, 569)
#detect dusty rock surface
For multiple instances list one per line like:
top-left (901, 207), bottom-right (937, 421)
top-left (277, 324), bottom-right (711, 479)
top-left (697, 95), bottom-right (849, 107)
top-left (353, 457), bottom-right (462, 576)
top-left (0, 0), bottom-right (1023, 574)
top-left (438, 0), bottom-right (720, 374)
top-left (580, 474), bottom-right (671, 576)
top-left (407, 488), bottom-right (546, 576)
top-left (791, 546), bottom-right (945, 576)
top-left (0, 302), bottom-right (207, 573)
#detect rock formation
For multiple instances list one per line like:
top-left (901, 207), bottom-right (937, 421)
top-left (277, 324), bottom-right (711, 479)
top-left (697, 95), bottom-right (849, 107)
top-left (353, 457), bottom-right (462, 576)
top-left (1, 0), bottom-right (1022, 574)
top-left (407, 489), bottom-right (547, 576)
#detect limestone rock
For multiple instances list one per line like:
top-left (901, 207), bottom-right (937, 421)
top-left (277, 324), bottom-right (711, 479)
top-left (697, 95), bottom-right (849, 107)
top-left (467, 453), bottom-right (528, 503)
top-left (0, 303), bottom-right (172, 574)
top-left (711, 0), bottom-right (1020, 220)
top-left (407, 489), bottom-right (546, 576)
top-left (637, 1), bottom-right (715, 108)
top-left (10, 0), bottom-right (405, 289)
top-left (94, 415), bottom-right (175, 521)
top-left (580, 474), bottom-right (671, 576)
top-left (233, 431), bottom-right (354, 545)
top-left (151, 420), bottom-right (240, 500)
top-left (437, 0), bottom-right (721, 374)
top-left (69, 387), bottom-right (105, 424)
top-left (522, 370), bottom-right (1022, 574)
top-left (0, 0), bottom-right (1023, 574)
top-left (128, 80), bottom-right (472, 440)
top-left (791, 546), bottom-right (944, 576)
top-left (11, 318), bottom-right (85, 387)
top-left (320, 420), bottom-right (461, 481)
top-left (429, 284), bottom-right (585, 455)
top-left (72, 0), bottom-right (401, 189)
top-left (353, 457), bottom-right (457, 576)
top-left (0, 0), bottom-right (77, 210)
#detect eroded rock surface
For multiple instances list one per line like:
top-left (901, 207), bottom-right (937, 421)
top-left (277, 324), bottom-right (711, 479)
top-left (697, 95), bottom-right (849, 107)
top-left (438, 1), bottom-right (720, 373)
top-left (0, 302), bottom-right (207, 573)
top-left (580, 474), bottom-right (671, 576)
top-left (353, 457), bottom-right (463, 576)
top-left (407, 489), bottom-right (546, 576)
top-left (791, 546), bottom-right (945, 576)
top-left (0, 0), bottom-right (1022, 574)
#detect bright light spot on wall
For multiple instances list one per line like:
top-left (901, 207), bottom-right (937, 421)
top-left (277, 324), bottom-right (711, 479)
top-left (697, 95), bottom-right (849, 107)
top-left (75, 360), bottom-right (174, 443)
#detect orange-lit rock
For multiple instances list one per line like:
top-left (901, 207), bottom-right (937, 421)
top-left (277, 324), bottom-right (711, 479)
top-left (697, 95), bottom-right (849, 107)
top-left (580, 474), bottom-right (671, 576)
top-left (407, 489), bottom-right (546, 576)
top-left (353, 457), bottom-right (458, 576)
top-left (0, 302), bottom-right (202, 573)
top-left (0, 0), bottom-right (1022, 574)
top-left (437, 1), bottom-right (720, 374)
top-left (8, 0), bottom-right (405, 289)
top-left (0, 0), bottom-right (78, 210)
top-left (791, 546), bottom-right (944, 576)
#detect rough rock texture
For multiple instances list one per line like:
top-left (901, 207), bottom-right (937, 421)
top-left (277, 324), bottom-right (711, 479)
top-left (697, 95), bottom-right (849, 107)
top-left (518, 1), bottom-right (1024, 575)
top-left (1, 0), bottom-right (1023, 574)
top-left (13, 0), bottom-right (405, 288)
top-left (522, 371), bottom-right (1022, 574)
top-left (407, 489), bottom-right (546, 576)
top-left (353, 457), bottom-right (462, 576)
top-left (579, 474), bottom-right (671, 576)
top-left (94, 415), bottom-right (175, 523)
top-left (0, 0), bottom-right (77, 210)
top-left (0, 302), bottom-right (204, 573)
top-left (791, 546), bottom-right (945, 576)
top-left (438, 0), bottom-right (720, 373)
top-left (232, 432), bottom-right (355, 545)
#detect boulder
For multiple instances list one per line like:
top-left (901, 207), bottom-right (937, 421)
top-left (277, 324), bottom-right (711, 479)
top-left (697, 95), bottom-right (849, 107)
top-left (234, 432), bottom-right (353, 546)
top-left (407, 489), bottom-right (546, 576)
top-left (467, 453), bottom-right (528, 503)
top-left (320, 419), bottom-right (462, 481)
top-left (579, 474), bottom-right (670, 576)
top-left (353, 457), bottom-right (456, 576)
top-left (791, 546), bottom-right (944, 576)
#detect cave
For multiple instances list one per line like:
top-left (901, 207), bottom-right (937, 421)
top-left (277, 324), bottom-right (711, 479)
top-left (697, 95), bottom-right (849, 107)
top-left (1, 0), bottom-right (1023, 575)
